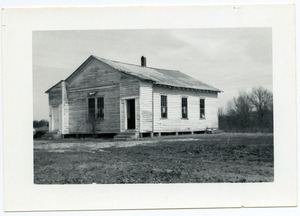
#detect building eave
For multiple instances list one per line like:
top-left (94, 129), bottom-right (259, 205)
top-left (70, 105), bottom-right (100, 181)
top-left (45, 80), bottom-right (63, 94)
top-left (153, 83), bottom-right (222, 93)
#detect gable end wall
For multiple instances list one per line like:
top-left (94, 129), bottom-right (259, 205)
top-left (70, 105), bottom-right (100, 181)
top-left (67, 60), bottom-right (121, 134)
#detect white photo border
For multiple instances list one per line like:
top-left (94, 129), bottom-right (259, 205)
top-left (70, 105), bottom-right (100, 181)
top-left (2, 4), bottom-right (297, 211)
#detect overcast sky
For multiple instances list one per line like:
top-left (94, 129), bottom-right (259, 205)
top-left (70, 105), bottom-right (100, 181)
top-left (33, 28), bottom-right (272, 120)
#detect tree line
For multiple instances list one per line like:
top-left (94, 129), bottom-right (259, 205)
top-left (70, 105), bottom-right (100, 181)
top-left (219, 86), bottom-right (273, 133)
top-left (33, 119), bottom-right (49, 128)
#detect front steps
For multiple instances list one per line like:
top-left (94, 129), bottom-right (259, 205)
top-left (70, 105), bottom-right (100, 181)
top-left (40, 131), bottom-right (61, 140)
top-left (114, 131), bottom-right (139, 141)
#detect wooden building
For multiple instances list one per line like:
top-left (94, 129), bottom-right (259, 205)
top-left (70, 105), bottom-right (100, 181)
top-left (46, 55), bottom-right (221, 138)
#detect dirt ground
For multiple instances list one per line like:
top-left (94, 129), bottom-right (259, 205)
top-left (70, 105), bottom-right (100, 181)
top-left (34, 133), bottom-right (274, 184)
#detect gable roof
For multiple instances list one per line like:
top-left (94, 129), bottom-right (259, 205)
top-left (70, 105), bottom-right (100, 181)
top-left (46, 55), bottom-right (221, 93)
top-left (45, 80), bottom-right (63, 93)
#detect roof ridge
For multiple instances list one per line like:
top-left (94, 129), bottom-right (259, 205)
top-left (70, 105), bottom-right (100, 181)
top-left (92, 55), bottom-right (221, 92)
top-left (92, 55), bottom-right (181, 72)
top-left (46, 55), bottom-right (221, 93)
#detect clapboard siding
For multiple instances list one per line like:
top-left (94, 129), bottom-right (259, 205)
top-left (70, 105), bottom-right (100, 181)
top-left (135, 98), bottom-right (140, 132)
top-left (120, 74), bottom-right (140, 97)
top-left (48, 83), bottom-right (63, 132)
top-left (68, 85), bottom-right (120, 133)
top-left (48, 84), bottom-right (61, 106)
top-left (62, 104), bottom-right (69, 134)
top-left (47, 56), bottom-right (220, 135)
top-left (48, 106), bottom-right (52, 131)
top-left (48, 81), bottom-right (70, 134)
top-left (66, 60), bottom-right (122, 133)
top-left (61, 82), bottom-right (69, 134)
top-left (69, 59), bottom-right (121, 89)
top-left (120, 100), bottom-right (125, 132)
top-left (120, 74), bottom-right (140, 132)
top-left (153, 85), bottom-right (218, 132)
top-left (58, 105), bottom-right (62, 132)
top-left (140, 81), bottom-right (153, 132)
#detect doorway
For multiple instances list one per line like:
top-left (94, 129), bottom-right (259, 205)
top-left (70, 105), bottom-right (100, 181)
top-left (126, 99), bottom-right (135, 130)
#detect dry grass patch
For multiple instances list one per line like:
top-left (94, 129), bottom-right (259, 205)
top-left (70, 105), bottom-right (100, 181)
top-left (34, 133), bottom-right (273, 184)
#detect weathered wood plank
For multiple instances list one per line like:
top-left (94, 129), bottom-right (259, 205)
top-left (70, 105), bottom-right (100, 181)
top-left (153, 85), bottom-right (218, 132)
top-left (120, 74), bottom-right (140, 132)
top-left (68, 84), bottom-right (121, 133)
top-left (140, 81), bottom-right (153, 132)
top-left (69, 59), bottom-right (121, 89)
top-left (48, 84), bottom-right (61, 106)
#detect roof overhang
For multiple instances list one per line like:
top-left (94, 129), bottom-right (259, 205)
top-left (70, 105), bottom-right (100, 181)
top-left (45, 55), bottom-right (95, 94)
top-left (153, 83), bottom-right (222, 93)
top-left (45, 80), bottom-right (63, 94)
top-left (45, 55), bottom-right (223, 94)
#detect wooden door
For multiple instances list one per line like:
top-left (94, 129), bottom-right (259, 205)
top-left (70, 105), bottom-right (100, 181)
top-left (52, 106), bottom-right (59, 131)
top-left (127, 99), bottom-right (135, 129)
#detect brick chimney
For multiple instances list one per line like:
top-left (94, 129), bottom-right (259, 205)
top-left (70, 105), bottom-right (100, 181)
top-left (141, 56), bottom-right (146, 67)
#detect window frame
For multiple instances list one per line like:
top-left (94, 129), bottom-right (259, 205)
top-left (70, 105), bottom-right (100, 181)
top-left (88, 97), bottom-right (96, 120)
top-left (96, 97), bottom-right (104, 120)
top-left (200, 98), bottom-right (205, 119)
top-left (87, 96), bottom-right (105, 121)
top-left (161, 95), bottom-right (168, 119)
top-left (181, 97), bottom-right (188, 119)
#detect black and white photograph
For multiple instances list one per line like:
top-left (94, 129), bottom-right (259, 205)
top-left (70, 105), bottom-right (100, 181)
top-left (2, 4), bottom-right (297, 213)
top-left (33, 28), bottom-right (274, 184)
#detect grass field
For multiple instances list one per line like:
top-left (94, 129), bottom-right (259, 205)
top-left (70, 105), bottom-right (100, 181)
top-left (34, 133), bottom-right (273, 184)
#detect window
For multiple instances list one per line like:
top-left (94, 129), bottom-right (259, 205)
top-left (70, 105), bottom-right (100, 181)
top-left (88, 98), bottom-right (96, 119)
top-left (182, 97), bottom-right (188, 119)
top-left (200, 99), bottom-right (205, 119)
top-left (97, 97), bottom-right (104, 119)
top-left (88, 97), bottom-right (104, 120)
top-left (161, 95), bottom-right (168, 118)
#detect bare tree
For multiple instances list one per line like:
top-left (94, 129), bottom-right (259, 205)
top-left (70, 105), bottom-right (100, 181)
top-left (219, 86), bottom-right (273, 132)
top-left (226, 91), bottom-right (252, 130)
top-left (248, 86), bottom-right (273, 111)
top-left (248, 86), bottom-right (273, 129)
top-left (218, 107), bottom-right (225, 117)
